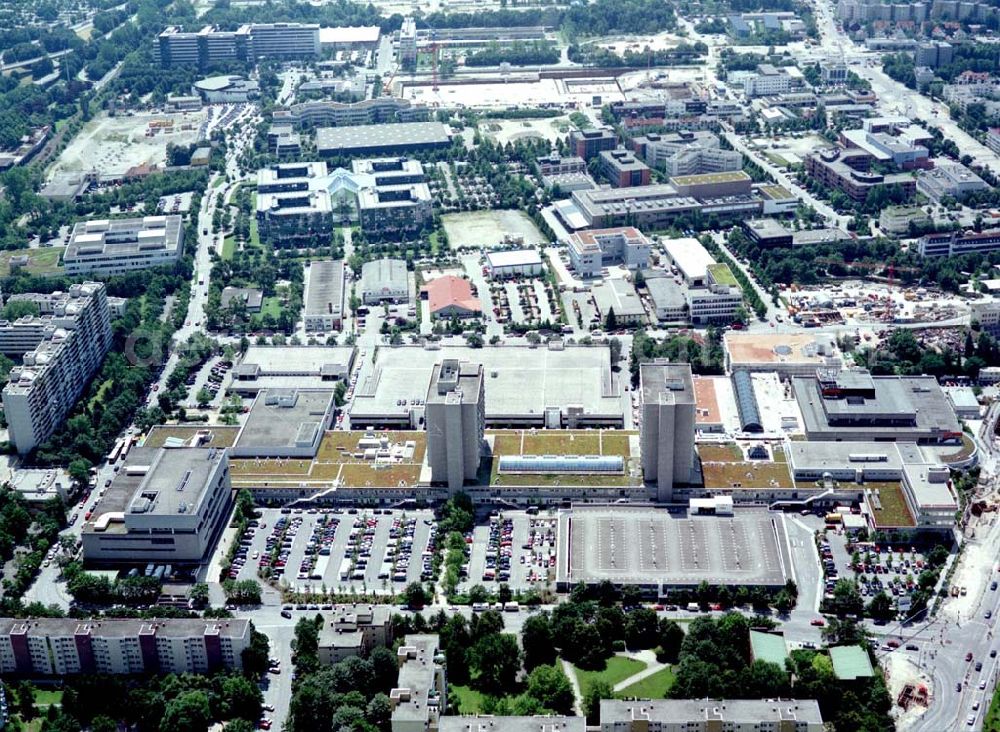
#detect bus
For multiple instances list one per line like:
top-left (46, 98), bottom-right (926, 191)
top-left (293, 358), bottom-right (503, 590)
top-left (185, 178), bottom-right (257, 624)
top-left (107, 438), bottom-right (125, 465)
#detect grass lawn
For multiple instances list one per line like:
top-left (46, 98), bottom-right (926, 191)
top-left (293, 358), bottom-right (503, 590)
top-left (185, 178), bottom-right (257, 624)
top-left (222, 235), bottom-right (236, 260)
top-left (616, 665), bottom-right (675, 699)
top-left (573, 656), bottom-right (647, 697)
top-left (985, 683), bottom-right (1000, 731)
top-left (258, 296), bottom-right (283, 319)
top-left (88, 379), bottom-right (113, 410)
top-left (449, 684), bottom-right (488, 714)
top-left (34, 689), bottom-right (63, 707)
top-left (0, 247), bottom-right (64, 277)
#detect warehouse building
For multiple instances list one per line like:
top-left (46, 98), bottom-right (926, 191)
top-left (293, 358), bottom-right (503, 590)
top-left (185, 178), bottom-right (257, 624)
top-left (304, 259), bottom-right (346, 332)
top-left (361, 258), bottom-right (409, 304)
top-left (231, 389), bottom-right (336, 459)
top-left (793, 368), bottom-right (961, 444)
top-left (316, 122), bottom-right (451, 156)
top-left (350, 344), bottom-right (623, 429)
top-left (592, 278), bottom-right (646, 325)
top-left (81, 447), bottom-right (232, 565)
top-left (230, 345), bottom-right (356, 394)
top-left (421, 276), bottom-right (481, 319)
top-left (0, 618), bottom-right (251, 676)
top-left (2, 283), bottom-right (112, 454)
top-left (485, 250), bottom-right (544, 278)
top-left (65, 215), bottom-right (184, 275)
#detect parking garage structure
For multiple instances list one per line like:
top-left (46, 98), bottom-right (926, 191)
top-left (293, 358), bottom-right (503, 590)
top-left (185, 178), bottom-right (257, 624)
top-left (555, 505), bottom-right (793, 595)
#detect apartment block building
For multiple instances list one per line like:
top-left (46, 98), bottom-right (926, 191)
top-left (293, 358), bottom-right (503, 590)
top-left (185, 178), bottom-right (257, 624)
top-left (318, 605), bottom-right (394, 664)
top-left (390, 635), bottom-right (447, 732)
top-left (64, 215), bottom-right (185, 275)
top-left (81, 447), bottom-right (233, 564)
top-left (599, 699), bottom-right (824, 732)
top-left (0, 618), bottom-right (250, 675)
top-left (2, 283), bottom-right (112, 454)
top-left (918, 228), bottom-right (1000, 257)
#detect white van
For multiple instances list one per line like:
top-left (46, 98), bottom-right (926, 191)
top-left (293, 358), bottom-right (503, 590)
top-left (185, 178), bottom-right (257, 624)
top-left (687, 602), bottom-right (700, 612)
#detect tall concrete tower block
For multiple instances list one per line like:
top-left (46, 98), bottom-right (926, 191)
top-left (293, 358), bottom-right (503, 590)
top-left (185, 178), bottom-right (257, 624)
top-left (639, 360), bottom-right (696, 501)
top-left (425, 359), bottom-right (485, 493)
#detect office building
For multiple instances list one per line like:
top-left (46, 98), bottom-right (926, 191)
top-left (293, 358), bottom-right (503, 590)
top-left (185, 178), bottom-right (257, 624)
top-left (399, 17), bottom-right (417, 66)
top-left (640, 360), bottom-right (696, 501)
top-left (599, 699), bottom-right (823, 732)
top-left (358, 183), bottom-right (433, 235)
top-left (987, 128), bottom-right (1000, 156)
top-left (537, 154), bottom-right (586, 177)
top-left (878, 206), bottom-right (932, 236)
top-left (632, 131), bottom-right (742, 176)
top-left (744, 218), bottom-right (794, 247)
top-left (81, 447), bottom-right (232, 564)
top-left (568, 185), bottom-right (761, 230)
top-left (567, 227), bottom-right (651, 277)
top-left (304, 259), bottom-right (346, 332)
top-left (687, 264), bottom-right (743, 324)
top-left (2, 283), bottom-right (112, 454)
top-left (971, 299), bottom-right (1000, 336)
top-left (318, 605), bottom-right (394, 664)
top-left (157, 23), bottom-right (319, 68)
top-left (669, 171), bottom-right (752, 199)
top-left (267, 125), bottom-right (302, 157)
top-left (793, 368), bottom-right (962, 444)
top-left (918, 228), bottom-right (1000, 257)
top-left (644, 274), bottom-right (688, 322)
top-left (316, 122), bottom-right (451, 157)
top-left (839, 128), bottom-right (930, 170)
top-left (421, 276), bottom-right (482, 319)
top-left (0, 618), bottom-right (251, 676)
top-left (744, 64), bottom-right (794, 97)
top-left (64, 216), bottom-right (184, 276)
top-left (391, 635), bottom-right (446, 732)
top-left (804, 148), bottom-right (916, 203)
top-left (599, 149), bottom-right (651, 188)
top-left (352, 157), bottom-right (426, 186)
top-left (256, 187), bottom-right (333, 245)
top-left (569, 128), bottom-right (617, 160)
top-left (425, 360), bottom-right (485, 492)
top-left (318, 26), bottom-right (381, 52)
top-left (916, 160), bottom-right (989, 202)
top-left (361, 259), bottom-right (409, 304)
top-left (276, 98), bottom-right (430, 129)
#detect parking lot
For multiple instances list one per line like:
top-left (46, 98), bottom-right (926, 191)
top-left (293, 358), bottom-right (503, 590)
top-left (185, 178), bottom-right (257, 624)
top-left (229, 508), bottom-right (436, 595)
top-left (460, 511), bottom-right (558, 593)
top-left (821, 527), bottom-right (931, 616)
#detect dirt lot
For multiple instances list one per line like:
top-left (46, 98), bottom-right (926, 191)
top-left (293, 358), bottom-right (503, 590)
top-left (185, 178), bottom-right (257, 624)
top-left (51, 110), bottom-right (207, 177)
top-left (441, 210), bottom-right (548, 250)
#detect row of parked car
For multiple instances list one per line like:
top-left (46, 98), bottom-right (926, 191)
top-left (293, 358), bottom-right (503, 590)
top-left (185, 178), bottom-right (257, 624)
top-left (482, 516), bottom-right (514, 583)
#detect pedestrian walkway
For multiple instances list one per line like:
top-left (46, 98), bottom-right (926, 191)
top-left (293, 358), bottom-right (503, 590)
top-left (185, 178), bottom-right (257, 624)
top-left (561, 658), bottom-right (584, 715)
top-left (612, 649), bottom-right (666, 692)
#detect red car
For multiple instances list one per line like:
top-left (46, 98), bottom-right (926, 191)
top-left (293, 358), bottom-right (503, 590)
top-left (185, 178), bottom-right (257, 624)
top-left (810, 618), bottom-right (826, 627)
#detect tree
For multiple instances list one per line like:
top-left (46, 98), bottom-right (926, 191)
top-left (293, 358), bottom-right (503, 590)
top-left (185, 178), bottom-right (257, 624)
top-left (196, 387), bottom-right (212, 407)
top-left (371, 646), bottom-right (399, 693)
top-left (220, 674), bottom-right (263, 722)
top-left (584, 680), bottom-right (613, 725)
top-left (188, 582), bottom-right (209, 608)
top-left (160, 690), bottom-right (211, 732)
top-left (224, 721), bottom-right (255, 732)
top-left (604, 307), bottom-right (617, 331)
top-left (498, 583), bottom-right (513, 605)
top-left (656, 618), bottom-right (684, 664)
top-left (404, 582), bottom-right (429, 610)
top-left (471, 633), bottom-right (521, 693)
top-left (524, 664), bottom-right (575, 715)
top-left (624, 607), bottom-right (659, 650)
top-left (867, 591), bottom-right (895, 623)
top-left (609, 336), bottom-right (622, 365)
top-left (242, 627), bottom-right (270, 678)
top-left (522, 612), bottom-right (557, 671)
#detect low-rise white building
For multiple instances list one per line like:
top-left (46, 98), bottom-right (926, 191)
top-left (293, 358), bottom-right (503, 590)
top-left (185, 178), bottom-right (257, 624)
top-left (485, 249), bottom-right (543, 278)
top-left (361, 258), bottom-right (409, 304)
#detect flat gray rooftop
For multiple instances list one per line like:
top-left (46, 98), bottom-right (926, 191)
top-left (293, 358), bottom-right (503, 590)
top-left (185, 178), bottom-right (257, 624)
top-left (557, 506), bottom-right (790, 588)
top-left (305, 260), bottom-right (345, 317)
top-left (599, 699), bottom-right (823, 725)
top-left (235, 389), bottom-right (335, 452)
top-left (316, 122), bottom-right (450, 153)
top-left (439, 717), bottom-right (585, 732)
top-left (350, 345), bottom-right (622, 423)
top-left (130, 448), bottom-right (225, 517)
